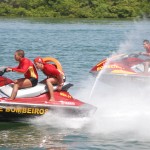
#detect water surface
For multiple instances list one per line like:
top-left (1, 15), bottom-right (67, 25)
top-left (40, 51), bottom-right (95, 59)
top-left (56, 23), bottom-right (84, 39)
top-left (0, 17), bottom-right (150, 149)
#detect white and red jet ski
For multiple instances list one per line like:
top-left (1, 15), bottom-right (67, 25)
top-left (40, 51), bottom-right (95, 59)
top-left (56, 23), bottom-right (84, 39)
top-left (0, 59), bottom-right (96, 122)
top-left (90, 53), bottom-right (150, 85)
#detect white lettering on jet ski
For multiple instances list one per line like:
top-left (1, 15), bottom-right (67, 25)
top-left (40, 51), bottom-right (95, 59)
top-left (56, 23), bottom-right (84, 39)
top-left (60, 101), bottom-right (75, 105)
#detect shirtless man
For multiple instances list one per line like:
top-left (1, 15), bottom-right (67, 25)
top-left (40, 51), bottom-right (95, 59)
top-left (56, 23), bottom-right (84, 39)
top-left (141, 40), bottom-right (150, 73)
top-left (141, 40), bottom-right (150, 56)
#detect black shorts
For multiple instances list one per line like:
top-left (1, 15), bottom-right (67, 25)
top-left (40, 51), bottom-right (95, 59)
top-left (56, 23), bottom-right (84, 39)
top-left (29, 77), bottom-right (38, 87)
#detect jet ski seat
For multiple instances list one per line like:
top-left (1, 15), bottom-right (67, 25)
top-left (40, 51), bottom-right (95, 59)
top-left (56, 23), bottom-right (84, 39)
top-left (0, 82), bottom-right (73, 98)
top-left (131, 63), bottom-right (150, 73)
top-left (0, 83), bottom-right (48, 98)
top-left (131, 63), bottom-right (144, 72)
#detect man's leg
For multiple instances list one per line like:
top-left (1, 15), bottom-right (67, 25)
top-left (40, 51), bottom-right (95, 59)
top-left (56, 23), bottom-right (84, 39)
top-left (46, 78), bottom-right (58, 101)
top-left (9, 78), bottom-right (32, 100)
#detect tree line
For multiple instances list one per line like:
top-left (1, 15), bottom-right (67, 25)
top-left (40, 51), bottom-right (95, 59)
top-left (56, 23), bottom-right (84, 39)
top-left (0, 0), bottom-right (150, 18)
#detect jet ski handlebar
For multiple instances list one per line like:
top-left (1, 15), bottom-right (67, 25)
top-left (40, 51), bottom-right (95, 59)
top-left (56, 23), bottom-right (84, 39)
top-left (0, 68), bottom-right (7, 76)
top-left (128, 53), bottom-right (140, 58)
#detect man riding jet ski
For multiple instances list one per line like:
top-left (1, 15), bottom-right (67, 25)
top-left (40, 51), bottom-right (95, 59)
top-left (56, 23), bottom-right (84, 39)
top-left (90, 53), bottom-right (150, 85)
top-left (34, 56), bottom-right (65, 102)
top-left (0, 55), bottom-right (96, 122)
top-left (6, 50), bottom-right (38, 100)
top-left (91, 40), bottom-right (150, 78)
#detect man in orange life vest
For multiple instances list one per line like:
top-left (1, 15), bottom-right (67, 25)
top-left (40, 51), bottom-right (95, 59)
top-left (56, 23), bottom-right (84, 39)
top-left (6, 50), bottom-right (38, 100)
top-left (34, 57), bottom-right (64, 101)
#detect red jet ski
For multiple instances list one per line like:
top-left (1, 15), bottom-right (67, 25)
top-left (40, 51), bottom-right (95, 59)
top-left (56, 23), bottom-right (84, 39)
top-left (0, 63), bottom-right (96, 122)
top-left (90, 53), bottom-right (150, 84)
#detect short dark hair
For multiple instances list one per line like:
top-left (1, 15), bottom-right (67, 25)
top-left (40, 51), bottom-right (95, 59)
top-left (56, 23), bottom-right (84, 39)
top-left (143, 40), bottom-right (150, 44)
top-left (16, 49), bottom-right (25, 58)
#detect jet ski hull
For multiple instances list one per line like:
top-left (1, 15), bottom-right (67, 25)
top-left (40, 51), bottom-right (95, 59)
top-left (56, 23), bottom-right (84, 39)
top-left (0, 101), bottom-right (96, 122)
top-left (98, 73), bottom-right (150, 86)
top-left (0, 62), bottom-right (97, 122)
top-left (0, 90), bottom-right (96, 122)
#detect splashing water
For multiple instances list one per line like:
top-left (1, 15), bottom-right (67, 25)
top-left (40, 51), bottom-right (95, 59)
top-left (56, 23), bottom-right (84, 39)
top-left (29, 19), bottom-right (150, 140)
top-left (89, 68), bottom-right (105, 100)
top-left (87, 81), bottom-right (150, 139)
top-left (89, 51), bottom-right (118, 100)
top-left (118, 19), bottom-right (150, 54)
top-left (29, 112), bottom-right (91, 129)
top-left (82, 19), bottom-right (150, 139)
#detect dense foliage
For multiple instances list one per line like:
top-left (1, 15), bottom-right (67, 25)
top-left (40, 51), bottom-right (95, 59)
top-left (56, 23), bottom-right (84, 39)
top-left (0, 0), bottom-right (150, 18)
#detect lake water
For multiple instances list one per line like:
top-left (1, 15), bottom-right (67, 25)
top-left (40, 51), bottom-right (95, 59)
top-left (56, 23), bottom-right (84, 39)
top-left (0, 17), bottom-right (150, 149)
